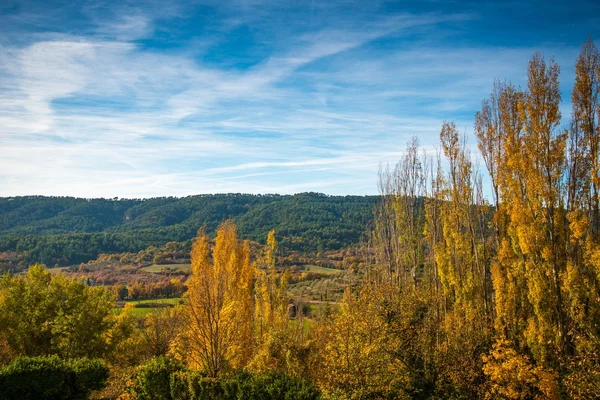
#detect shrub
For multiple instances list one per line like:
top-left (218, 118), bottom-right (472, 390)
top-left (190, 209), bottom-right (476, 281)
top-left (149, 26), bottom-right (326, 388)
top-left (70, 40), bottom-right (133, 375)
top-left (70, 357), bottom-right (111, 396)
top-left (0, 355), bottom-right (109, 400)
top-left (131, 356), bottom-right (184, 400)
top-left (128, 358), bottom-right (320, 400)
top-left (235, 371), bottom-right (321, 400)
top-left (168, 370), bottom-right (320, 400)
top-left (170, 371), bottom-right (226, 400)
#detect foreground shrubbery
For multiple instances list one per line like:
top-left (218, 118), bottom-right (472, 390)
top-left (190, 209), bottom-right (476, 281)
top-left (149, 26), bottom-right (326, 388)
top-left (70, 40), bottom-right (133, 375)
top-left (0, 355), bottom-right (109, 400)
top-left (124, 356), bottom-right (321, 400)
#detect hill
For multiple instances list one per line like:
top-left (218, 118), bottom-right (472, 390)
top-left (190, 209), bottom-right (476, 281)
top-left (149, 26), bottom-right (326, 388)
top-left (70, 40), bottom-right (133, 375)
top-left (0, 193), bottom-right (378, 265)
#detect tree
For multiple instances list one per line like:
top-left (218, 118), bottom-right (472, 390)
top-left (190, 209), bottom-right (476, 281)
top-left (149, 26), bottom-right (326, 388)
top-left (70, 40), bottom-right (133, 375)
top-left (485, 53), bottom-right (569, 365)
top-left (562, 37), bottom-right (600, 398)
top-left (140, 307), bottom-right (184, 359)
top-left (0, 264), bottom-right (114, 361)
top-left (250, 230), bottom-right (290, 373)
top-left (482, 339), bottom-right (559, 400)
top-left (179, 221), bottom-right (254, 377)
top-left (316, 285), bottom-right (409, 400)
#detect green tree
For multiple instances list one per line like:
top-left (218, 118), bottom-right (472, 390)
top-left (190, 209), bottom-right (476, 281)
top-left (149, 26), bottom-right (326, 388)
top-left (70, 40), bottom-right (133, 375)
top-left (0, 264), bottom-right (114, 361)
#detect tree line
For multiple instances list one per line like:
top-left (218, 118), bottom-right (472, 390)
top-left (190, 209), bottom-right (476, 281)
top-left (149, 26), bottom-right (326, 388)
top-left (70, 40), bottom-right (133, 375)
top-left (0, 193), bottom-right (377, 266)
top-left (359, 38), bottom-right (600, 398)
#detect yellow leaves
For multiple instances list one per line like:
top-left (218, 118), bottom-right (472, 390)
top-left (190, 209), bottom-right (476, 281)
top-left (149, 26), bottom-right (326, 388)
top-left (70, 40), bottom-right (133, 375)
top-left (251, 230), bottom-right (291, 374)
top-left (568, 210), bottom-right (589, 242)
top-left (482, 339), bottom-right (559, 400)
top-left (440, 121), bottom-right (460, 162)
top-left (184, 225), bottom-right (293, 378)
top-left (540, 246), bottom-right (553, 264)
top-left (376, 42), bottom-right (600, 398)
top-left (316, 284), bottom-right (410, 399)
top-left (587, 242), bottom-right (600, 283)
top-left (564, 349), bottom-right (600, 399)
top-left (484, 53), bottom-right (570, 369)
top-left (181, 220), bottom-right (254, 377)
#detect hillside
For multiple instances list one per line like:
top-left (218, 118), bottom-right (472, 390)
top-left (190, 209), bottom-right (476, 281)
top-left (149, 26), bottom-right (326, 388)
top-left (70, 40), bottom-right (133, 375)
top-left (0, 193), bottom-right (378, 265)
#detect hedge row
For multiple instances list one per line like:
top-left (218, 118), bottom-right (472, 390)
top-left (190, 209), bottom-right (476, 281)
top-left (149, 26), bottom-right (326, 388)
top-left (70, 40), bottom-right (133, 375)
top-left (129, 356), bottom-right (321, 400)
top-left (0, 355), bottom-right (109, 400)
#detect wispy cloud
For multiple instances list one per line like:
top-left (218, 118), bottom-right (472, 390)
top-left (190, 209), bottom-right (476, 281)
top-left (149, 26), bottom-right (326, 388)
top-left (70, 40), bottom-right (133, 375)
top-left (0, 0), bottom-right (596, 198)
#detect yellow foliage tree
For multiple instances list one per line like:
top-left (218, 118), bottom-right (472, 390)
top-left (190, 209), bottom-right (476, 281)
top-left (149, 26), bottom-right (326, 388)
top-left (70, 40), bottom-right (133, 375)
top-left (475, 41), bottom-right (600, 397)
top-left (483, 339), bottom-right (559, 400)
top-left (249, 229), bottom-right (290, 372)
top-left (316, 285), bottom-right (409, 400)
top-left (180, 220), bottom-right (253, 377)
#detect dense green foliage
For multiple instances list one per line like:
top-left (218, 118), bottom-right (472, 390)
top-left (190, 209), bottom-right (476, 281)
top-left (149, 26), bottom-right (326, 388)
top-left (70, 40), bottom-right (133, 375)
top-left (132, 356), bottom-right (185, 400)
top-left (0, 193), bottom-right (376, 265)
top-left (128, 356), bottom-right (321, 400)
top-left (0, 355), bottom-right (109, 400)
top-left (0, 265), bottom-right (115, 361)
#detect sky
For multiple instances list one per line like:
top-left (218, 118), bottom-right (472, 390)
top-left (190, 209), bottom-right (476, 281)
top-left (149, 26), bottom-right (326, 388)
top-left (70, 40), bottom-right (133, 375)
top-left (0, 0), bottom-right (599, 198)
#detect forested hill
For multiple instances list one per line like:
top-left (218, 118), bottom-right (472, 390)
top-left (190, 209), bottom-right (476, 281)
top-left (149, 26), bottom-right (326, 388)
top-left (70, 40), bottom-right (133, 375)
top-left (0, 193), bottom-right (378, 265)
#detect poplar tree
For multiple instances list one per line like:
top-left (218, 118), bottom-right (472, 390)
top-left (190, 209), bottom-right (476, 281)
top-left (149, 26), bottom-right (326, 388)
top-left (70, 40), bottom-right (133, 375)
top-left (182, 221), bottom-right (253, 377)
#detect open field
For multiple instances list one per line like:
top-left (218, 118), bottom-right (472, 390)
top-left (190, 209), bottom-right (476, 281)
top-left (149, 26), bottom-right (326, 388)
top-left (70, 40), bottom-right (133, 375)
top-left (125, 297), bottom-right (184, 306)
top-left (113, 297), bottom-right (184, 317)
top-left (115, 307), bottom-right (155, 317)
top-left (300, 265), bottom-right (343, 275)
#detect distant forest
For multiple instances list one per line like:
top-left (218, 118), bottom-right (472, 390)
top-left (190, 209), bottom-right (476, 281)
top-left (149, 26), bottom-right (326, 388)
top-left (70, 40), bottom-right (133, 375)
top-left (0, 193), bottom-right (378, 265)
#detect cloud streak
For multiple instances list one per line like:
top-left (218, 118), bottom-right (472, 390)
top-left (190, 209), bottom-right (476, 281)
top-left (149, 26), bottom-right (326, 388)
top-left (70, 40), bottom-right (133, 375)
top-left (0, 1), bottom-right (597, 198)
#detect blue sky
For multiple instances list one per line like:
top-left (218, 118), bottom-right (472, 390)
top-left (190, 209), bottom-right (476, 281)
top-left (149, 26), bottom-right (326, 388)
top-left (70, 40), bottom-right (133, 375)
top-left (0, 0), bottom-right (598, 198)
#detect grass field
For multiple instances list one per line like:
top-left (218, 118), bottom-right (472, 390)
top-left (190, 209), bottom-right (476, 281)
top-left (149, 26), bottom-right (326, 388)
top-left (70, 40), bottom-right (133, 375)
top-left (142, 263), bottom-right (191, 273)
top-left (113, 297), bottom-right (184, 317)
top-left (125, 297), bottom-right (183, 306)
top-left (301, 265), bottom-right (343, 275)
top-left (116, 307), bottom-right (156, 317)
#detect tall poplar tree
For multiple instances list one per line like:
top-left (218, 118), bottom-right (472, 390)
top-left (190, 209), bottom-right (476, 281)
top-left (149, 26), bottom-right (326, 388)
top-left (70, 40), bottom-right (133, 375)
top-left (182, 221), bottom-right (253, 377)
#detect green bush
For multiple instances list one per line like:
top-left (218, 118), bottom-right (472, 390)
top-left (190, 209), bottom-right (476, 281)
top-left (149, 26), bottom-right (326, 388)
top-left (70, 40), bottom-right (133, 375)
top-left (170, 371), bottom-right (226, 400)
top-left (167, 369), bottom-right (320, 400)
top-left (69, 357), bottom-right (110, 396)
top-left (132, 356), bottom-right (185, 400)
top-left (234, 371), bottom-right (321, 400)
top-left (0, 355), bottom-right (109, 400)
top-left (129, 356), bottom-right (320, 400)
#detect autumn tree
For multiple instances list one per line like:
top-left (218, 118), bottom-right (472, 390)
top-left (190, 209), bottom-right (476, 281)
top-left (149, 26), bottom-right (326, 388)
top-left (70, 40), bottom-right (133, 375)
top-left (0, 264), bottom-right (114, 361)
top-left (431, 122), bottom-right (492, 397)
top-left (316, 285), bottom-right (410, 400)
top-left (330, 37), bottom-right (600, 399)
top-left (563, 37), bottom-right (600, 398)
top-left (179, 221), bottom-right (254, 377)
top-left (139, 306), bottom-right (184, 359)
top-left (437, 121), bottom-right (491, 319)
top-left (374, 137), bottom-right (427, 289)
top-left (370, 131), bottom-right (494, 397)
top-left (475, 81), bottom-right (529, 344)
top-left (250, 229), bottom-right (290, 372)
top-left (475, 42), bottom-right (600, 397)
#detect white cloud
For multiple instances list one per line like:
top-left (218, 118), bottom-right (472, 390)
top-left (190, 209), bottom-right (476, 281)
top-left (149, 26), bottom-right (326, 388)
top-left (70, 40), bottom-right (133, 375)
top-left (0, 5), bottom-right (591, 198)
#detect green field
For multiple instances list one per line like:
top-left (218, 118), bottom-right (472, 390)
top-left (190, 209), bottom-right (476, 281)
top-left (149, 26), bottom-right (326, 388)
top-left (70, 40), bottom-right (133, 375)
top-left (113, 297), bottom-right (184, 317)
top-left (125, 297), bottom-right (183, 306)
top-left (301, 265), bottom-right (343, 275)
top-left (142, 263), bottom-right (191, 273)
top-left (117, 307), bottom-right (155, 317)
